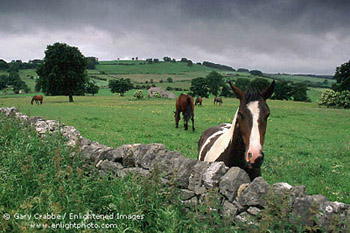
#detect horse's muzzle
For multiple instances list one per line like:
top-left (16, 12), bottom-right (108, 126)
top-left (247, 152), bottom-right (264, 169)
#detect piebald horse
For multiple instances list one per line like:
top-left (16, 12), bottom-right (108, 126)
top-left (198, 81), bottom-right (275, 180)
top-left (31, 95), bottom-right (43, 105)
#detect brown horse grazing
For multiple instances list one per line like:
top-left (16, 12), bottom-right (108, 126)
top-left (198, 81), bottom-right (275, 180)
top-left (195, 97), bottom-right (203, 106)
top-left (31, 95), bottom-right (43, 105)
top-left (214, 96), bottom-right (223, 105)
top-left (175, 94), bottom-right (195, 131)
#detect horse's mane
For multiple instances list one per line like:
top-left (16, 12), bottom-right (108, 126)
top-left (244, 87), bottom-right (261, 103)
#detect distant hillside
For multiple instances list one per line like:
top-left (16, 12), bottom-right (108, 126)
top-left (95, 60), bottom-right (216, 75)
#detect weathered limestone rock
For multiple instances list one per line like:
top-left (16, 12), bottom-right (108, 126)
top-left (317, 201), bottom-right (350, 231)
top-left (96, 160), bottom-right (123, 173)
top-left (118, 167), bottom-right (150, 178)
top-left (172, 159), bottom-right (199, 188)
top-left (247, 207), bottom-right (261, 216)
top-left (60, 125), bottom-right (81, 147)
top-left (135, 144), bottom-right (166, 169)
top-left (188, 161), bottom-right (210, 191)
top-left (235, 212), bottom-right (258, 226)
top-left (289, 185), bottom-right (307, 206)
top-left (239, 177), bottom-right (270, 207)
top-left (147, 87), bottom-right (175, 99)
top-left (0, 107), bottom-right (18, 116)
top-left (219, 167), bottom-right (251, 202)
top-left (291, 194), bottom-right (328, 226)
top-left (222, 200), bottom-right (239, 217)
top-left (202, 162), bottom-right (228, 188)
top-left (180, 189), bottom-right (196, 201)
top-left (273, 182), bottom-right (293, 195)
top-left (181, 196), bottom-right (198, 207)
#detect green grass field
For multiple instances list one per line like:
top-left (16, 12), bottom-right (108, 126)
top-left (1, 93), bottom-right (349, 203)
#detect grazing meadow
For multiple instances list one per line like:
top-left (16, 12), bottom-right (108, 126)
top-left (1, 90), bottom-right (349, 203)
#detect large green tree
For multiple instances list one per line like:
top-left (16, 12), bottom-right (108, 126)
top-left (220, 84), bottom-right (234, 97)
top-left (234, 78), bottom-right (251, 92)
top-left (251, 78), bottom-right (270, 92)
top-left (332, 60), bottom-right (350, 92)
top-left (271, 80), bottom-right (293, 100)
top-left (36, 42), bottom-right (87, 102)
top-left (86, 57), bottom-right (99, 69)
top-left (108, 78), bottom-right (133, 96)
top-left (292, 82), bottom-right (310, 102)
top-left (189, 77), bottom-right (209, 98)
top-left (206, 71), bottom-right (224, 96)
top-left (0, 74), bottom-right (8, 90)
top-left (0, 59), bottom-right (9, 70)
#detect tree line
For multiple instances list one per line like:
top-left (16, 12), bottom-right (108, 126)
top-left (188, 71), bottom-right (310, 102)
top-left (318, 60), bottom-right (350, 108)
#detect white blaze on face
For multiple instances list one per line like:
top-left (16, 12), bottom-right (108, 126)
top-left (246, 101), bottom-right (262, 163)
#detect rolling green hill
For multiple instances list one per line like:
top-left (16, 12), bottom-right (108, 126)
top-left (0, 59), bottom-right (336, 103)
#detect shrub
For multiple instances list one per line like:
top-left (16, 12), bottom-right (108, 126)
top-left (133, 90), bottom-right (144, 99)
top-left (152, 92), bottom-right (161, 98)
top-left (318, 89), bottom-right (350, 108)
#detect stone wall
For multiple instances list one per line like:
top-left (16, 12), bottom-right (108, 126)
top-left (1, 107), bottom-right (349, 231)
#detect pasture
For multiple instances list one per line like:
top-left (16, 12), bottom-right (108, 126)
top-left (1, 92), bottom-right (349, 203)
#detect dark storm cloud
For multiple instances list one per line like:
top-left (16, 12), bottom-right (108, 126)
top-left (0, 0), bottom-right (349, 74)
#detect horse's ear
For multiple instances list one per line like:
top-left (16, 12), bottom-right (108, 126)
top-left (261, 80), bottom-right (275, 100)
top-left (229, 81), bottom-right (244, 101)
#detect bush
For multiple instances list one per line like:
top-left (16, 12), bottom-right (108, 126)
top-left (133, 90), bottom-right (144, 99)
top-left (318, 89), bottom-right (350, 108)
top-left (152, 92), bottom-right (161, 98)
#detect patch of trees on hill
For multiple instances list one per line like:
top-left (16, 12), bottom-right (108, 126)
top-left (202, 61), bottom-right (236, 72)
top-left (0, 59), bottom-right (43, 72)
top-left (234, 77), bottom-right (310, 102)
top-left (0, 72), bottom-right (30, 93)
top-left (189, 71), bottom-right (224, 98)
top-left (318, 60), bottom-right (350, 109)
top-left (237, 68), bottom-right (249, 73)
top-left (86, 57), bottom-right (99, 69)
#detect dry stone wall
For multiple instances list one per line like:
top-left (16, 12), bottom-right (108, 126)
top-left (1, 107), bottom-right (349, 231)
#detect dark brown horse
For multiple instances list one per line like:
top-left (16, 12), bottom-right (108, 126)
top-left (195, 97), bottom-right (203, 106)
top-left (175, 94), bottom-right (195, 131)
top-left (198, 81), bottom-right (275, 180)
top-left (31, 95), bottom-right (43, 105)
top-left (214, 96), bottom-right (223, 105)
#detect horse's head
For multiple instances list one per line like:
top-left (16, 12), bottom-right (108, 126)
top-left (229, 81), bottom-right (275, 169)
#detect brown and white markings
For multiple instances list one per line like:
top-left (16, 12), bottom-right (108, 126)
top-left (198, 81), bottom-right (275, 180)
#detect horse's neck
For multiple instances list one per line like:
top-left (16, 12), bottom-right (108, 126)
top-left (220, 109), bottom-right (246, 167)
top-left (228, 121), bottom-right (246, 165)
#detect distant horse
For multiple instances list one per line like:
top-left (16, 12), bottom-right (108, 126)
top-left (31, 95), bottom-right (43, 105)
top-left (214, 97), bottom-right (223, 105)
top-left (175, 94), bottom-right (195, 131)
top-left (198, 81), bottom-right (275, 180)
top-left (195, 97), bottom-right (203, 106)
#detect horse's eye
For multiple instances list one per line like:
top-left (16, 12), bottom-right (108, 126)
top-left (238, 112), bottom-right (244, 119)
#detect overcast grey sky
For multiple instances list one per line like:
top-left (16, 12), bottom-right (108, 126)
top-left (0, 0), bottom-right (349, 74)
